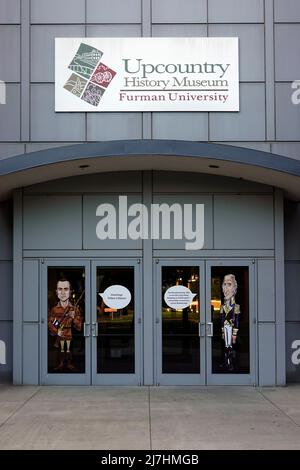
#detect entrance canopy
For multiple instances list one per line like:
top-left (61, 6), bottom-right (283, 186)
top-left (1, 140), bottom-right (300, 200)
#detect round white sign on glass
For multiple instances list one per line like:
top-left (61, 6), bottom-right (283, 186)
top-left (99, 285), bottom-right (131, 309)
top-left (164, 285), bottom-right (196, 309)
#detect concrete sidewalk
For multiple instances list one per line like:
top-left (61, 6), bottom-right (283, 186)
top-left (0, 385), bottom-right (300, 450)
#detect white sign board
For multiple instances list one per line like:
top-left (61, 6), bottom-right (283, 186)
top-left (55, 37), bottom-right (239, 112)
top-left (164, 286), bottom-right (196, 310)
top-left (100, 285), bottom-right (131, 309)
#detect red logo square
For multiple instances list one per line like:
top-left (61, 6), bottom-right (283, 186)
top-left (90, 63), bottom-right (116, 88)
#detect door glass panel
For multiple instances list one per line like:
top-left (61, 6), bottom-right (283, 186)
top-left (96, 267), bottom-right (135, 374)
top-left (48, 267), bottom-right (86, 374)
top-left (162, 266), bottom-right (200, 374)
top-left (211, 267), bottom-right (250, 374)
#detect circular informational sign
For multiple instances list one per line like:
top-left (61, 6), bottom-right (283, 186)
top-left (164, 285), bottom-right (196, 309)
top-left (100, 285), bottom-right (131, 309)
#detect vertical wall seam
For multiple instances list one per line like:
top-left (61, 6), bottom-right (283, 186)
top-left (21, 0), bottom-right (30, 141)
top-left (264, 0), bottom-right (276, 141)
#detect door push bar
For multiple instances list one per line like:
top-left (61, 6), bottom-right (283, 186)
top-left (83, 322), bottom-right (90, 337)
top-left (83, 322), bottom-right (99, 337)
top-left (206, 322), bottom-right (214, 337)
top-left (91, 322), bottom-right (99, 337)
top-left (198, 322), bottom-right (214, 337)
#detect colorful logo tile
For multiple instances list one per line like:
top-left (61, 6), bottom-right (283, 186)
top-left (64, 42), bottom-right (117, 107)
top-left (68, 43), bottom-right (103, 80)
top-left (90, 63), bottom-right (116, 88)
top-left (81, 82), bottom-right (105, 107)
top-left (63, 73), bottom-right (87, 97)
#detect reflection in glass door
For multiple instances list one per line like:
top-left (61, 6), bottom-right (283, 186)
top-left (42, 260), bottom-right (91, 385)
top-left (92, 260), bottom-right (142, 385)
top-left (206, 261), bottom-right (255, 385)
top-left (156, 261), bottom-right (205, 385)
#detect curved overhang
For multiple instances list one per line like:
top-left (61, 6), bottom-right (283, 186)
top-left (0, 140), bottom-right (300, 200)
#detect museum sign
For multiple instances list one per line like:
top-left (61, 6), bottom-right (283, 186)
top-left (55, 37), bottom-right (239, 112)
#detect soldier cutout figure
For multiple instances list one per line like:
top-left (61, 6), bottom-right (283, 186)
top-left (48, 279), bottom-right (83, 371)
top-left (220, 274), bottom-right (240, 371)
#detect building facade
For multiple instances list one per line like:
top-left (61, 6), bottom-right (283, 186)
top-left (1, 0), bottom-right (300, 386)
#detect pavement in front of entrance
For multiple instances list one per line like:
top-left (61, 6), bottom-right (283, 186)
top-left (0, 385), bottom-right (300, 450)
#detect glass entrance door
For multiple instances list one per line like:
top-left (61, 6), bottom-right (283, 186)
top-left (206, 260), bottom-right (256, 385)
top-left (92, 259), bottom-right (142, 385)
top-left (42, 260), bottom-right (91, 385)
top-left (155, 260), bottom-right (206, 385)
top-left (155, 259), bottom-right (256, 386)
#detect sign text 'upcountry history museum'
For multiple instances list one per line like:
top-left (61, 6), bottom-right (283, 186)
top-left (55, 37), bottom-right (239, 112)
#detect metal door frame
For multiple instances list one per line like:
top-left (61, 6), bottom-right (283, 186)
top-left (41, 259), bottom-right (91, 385)
top-left (154, 259), bottom-right (206, 385)
top-left (205, 259), bottom-right (257, 385)
top-left (91, 258), bottom-right (142, 385)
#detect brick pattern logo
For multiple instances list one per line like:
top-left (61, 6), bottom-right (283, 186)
top-left (63, 43), bottom-right (116, 107)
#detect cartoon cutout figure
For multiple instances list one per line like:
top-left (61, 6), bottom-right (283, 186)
top-left (48, 279), bottom-right (83, 371)
top-left (220, 274), bottom-right (240, 371)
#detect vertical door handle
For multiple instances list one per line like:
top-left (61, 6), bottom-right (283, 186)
top-left (198, 323), bottom-right (205, 337)
top-left (206, 322), bottom-right (214, 337)
top-left (91, 322), bottom-right (99, 337)
top-left (83, 322), bottom-right (90, 337)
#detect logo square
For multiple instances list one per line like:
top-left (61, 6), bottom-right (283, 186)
top-left (68, 43), bottom-right (103, 80)
top-left (81, 82), bottom-right (105, 107)
top-left (90, 63), bottom-right (116, 88)
top-left (63, 73), bottom-right (87, 97)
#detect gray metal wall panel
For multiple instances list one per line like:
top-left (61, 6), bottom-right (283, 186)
top-left (214, 195), bottom-right (274, 249)
top-left (31, 0), bottom-right (85, 24)
top-left (257, 259), bottom-right (275, 322)
top-left (285, 262), bottom-right (300, 322)
top-left (152, 0), bottom-right (207, 24)
top-left (86, 24), bottom-right (142, 37)
top-left (23, 195), bottom-right (83, 250)
top-left (0, 201), bottom-right (12, 259)
top-left (0, 84), bottom-right (20, 141)
top-left (152, 112), bottom-right (208, 141)
top-left (208, 24), bottom-right (265, 82)
top-left (24, 172), bottom-right (143, 194)
top-left (276, 84), bottom-right (300, 142)
top-left (0, 26), bottom-right (20, 81)
top-left (258, 323), bottom-right (276, 386)
top-left (152, 194), bottom-right (213, 249)
top-left (286, 322), bottom-right (300, 382)
top-left (31, 25), bottom-right (85, 83)
top-left (153, 171), bottom-right (272, 193)
top-left (0, 261), bottom-right (12, 321)
top-left (0, 144), bottom-right (24, 159)
top-left (152, 24), bottom-right (207, 37)
top-left (86, 0), bottom-right (141, 23)
top-left (271, 143), bottom-right (300, 160)
top-left (0, 0), bottom-right (20, 23)
top-left (87, 113), bottom-right (143, 141)
top-left (208, 0), bottom-right (264, 23)
top-left (0, 321), bottom-right (13, 382)
top-left (275, 25), bottom-right (300, 81)
top-left (275, 0), bottom-right (300, 22)
top-left (22, 323), bottom-right (39, 385)
top-left (83, 195), bottom-right (143, 249)
top-left (284, 202), bottom-right (300, 260)
top-left (23, 260), bottom-right (39, 322)
top-left (30, 85), bottom-right (85, 141)
top-left (210, 84), bottom-right (265, 141)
